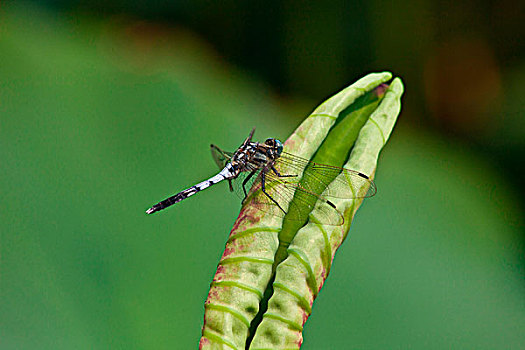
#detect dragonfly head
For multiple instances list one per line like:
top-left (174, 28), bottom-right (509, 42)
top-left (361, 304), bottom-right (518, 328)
top-left (264, 138), bottom-right (284, 157)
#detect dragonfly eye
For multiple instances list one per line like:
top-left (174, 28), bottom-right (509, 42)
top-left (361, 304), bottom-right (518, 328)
top-left (275, 139), bottom-right (283, 155)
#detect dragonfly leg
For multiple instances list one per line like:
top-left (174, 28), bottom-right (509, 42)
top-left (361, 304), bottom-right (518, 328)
top-left (228, 179), bottom-right (234, 192)
top-left (242, 169), bottom-right (257, 201)
top-left (271, 165), bottom-right (297, 178)
top-left (261, 171), bottom-right (287, 214)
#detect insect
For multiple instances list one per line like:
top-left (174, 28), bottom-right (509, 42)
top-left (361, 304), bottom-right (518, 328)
top-left (146, 128), bottom-right (376, 225)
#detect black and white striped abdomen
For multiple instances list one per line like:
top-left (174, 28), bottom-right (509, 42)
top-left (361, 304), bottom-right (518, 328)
top-left (146, 165), bottom-right (236, 214)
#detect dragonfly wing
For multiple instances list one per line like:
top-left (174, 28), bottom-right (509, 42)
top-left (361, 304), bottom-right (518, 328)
top-left (277, 152), bottom-right (376, 199)
top-left (230, 168), bottom-right (263, 201)
top-left (324, 167), bottom-right (376, 198)
top-left (247, 169), bottom-right (344, 226)
top-left (226, 151), bottom-right (373, 226)
top-left (210, 144), bottom-right (234, 169)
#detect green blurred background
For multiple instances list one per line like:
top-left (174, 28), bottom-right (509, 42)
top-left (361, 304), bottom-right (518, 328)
top-left (1, 1), bottom-right (523, 349)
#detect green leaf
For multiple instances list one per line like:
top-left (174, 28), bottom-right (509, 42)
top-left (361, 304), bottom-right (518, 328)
top-left (199, 73), bottom-right (404, 349)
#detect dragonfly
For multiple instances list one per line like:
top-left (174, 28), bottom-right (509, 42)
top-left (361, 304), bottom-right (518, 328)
top-left (146, 128), bottom-right (376, 225)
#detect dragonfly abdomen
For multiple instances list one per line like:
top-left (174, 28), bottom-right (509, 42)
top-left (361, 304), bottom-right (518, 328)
top-left (146, 168), bottom-right (233, 214)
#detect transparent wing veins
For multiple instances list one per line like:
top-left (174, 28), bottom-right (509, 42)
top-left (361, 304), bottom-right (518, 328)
top-left (210, 144), bottom-right (233, 169)
top-left (209, 148), bottom-right (376, 226)
top-left (276, 152), bottom-right (376, 199)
